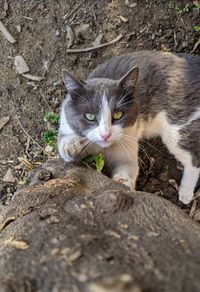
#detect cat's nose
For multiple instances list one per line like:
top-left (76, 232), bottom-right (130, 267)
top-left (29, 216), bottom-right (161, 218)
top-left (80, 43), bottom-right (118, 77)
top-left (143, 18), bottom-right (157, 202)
top-left (100, 132), bottom-right (111, 141)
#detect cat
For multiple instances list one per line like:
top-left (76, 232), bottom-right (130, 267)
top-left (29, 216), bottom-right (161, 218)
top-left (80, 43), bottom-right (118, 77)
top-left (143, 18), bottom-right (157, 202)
top-left (58, 50), bottom-right (200, 204)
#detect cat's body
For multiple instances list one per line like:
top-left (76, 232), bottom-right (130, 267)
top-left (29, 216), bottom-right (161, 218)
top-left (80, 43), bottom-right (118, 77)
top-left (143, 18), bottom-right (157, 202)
top-left (58, 51), bottom-right (200, 204)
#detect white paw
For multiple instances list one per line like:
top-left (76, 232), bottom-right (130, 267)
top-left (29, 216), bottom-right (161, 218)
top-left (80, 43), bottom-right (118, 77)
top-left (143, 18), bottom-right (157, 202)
top-left (64, 137), bottom-right (87, 161)
top-left (178, 186), bottom-right (194, 204)
top-left (112, 174), bottom-right (135, 190)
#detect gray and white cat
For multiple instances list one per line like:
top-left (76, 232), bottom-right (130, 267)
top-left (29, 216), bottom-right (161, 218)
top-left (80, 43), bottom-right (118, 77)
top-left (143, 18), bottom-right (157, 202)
top-left (58, 51), bottom-right (200, 204)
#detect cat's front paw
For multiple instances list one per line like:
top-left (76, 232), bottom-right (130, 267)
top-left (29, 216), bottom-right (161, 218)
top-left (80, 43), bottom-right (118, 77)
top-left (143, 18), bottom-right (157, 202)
top-left (178, 186), bottom-right (193, 204)
top-left (64, 137), bottom-right (87, 161)
top-left (112, 174), bottom-right (135, 190)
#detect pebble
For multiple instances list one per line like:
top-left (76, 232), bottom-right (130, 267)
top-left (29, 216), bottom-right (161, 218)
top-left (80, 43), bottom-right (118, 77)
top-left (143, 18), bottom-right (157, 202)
top-left (55, 30), bottom-right (60, 37)
top-left (3, 168), bottom-right (16, 183)
top-left (125, 0), bottom-right (137, 8)
top-left (14, 55), bottom-right (30, 75)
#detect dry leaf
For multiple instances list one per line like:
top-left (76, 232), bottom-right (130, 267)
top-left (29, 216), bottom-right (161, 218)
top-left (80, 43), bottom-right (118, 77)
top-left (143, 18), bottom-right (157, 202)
top-left (66, 250), bottom-right (82, 262)
top-left (104, 229), bottom-right (121, 238)
top-left (191, 38), bottom-right (200, 53)
top-left (16, 25), bottom-right (21, 33)
top-left (0, 20), bottom-right (16, 44)
top-left (75, 23), bottom-right (90, 35)
top-left (3, 168), bottom-right (16, 183)
top-left (4, 238), bottom-right (29, 249)
top-left (193, 210), bottom-right (200, 221)
top-left (0, 217), bottom-right (16, 231)
top-left (66, 25), bottom-right (74, 48)
top-left (14, 55), bottom-right (29, 74)
top-left (194, 188), bottom-right (200, 199)
top-left (92, 33), bottom-right (104, 47)
top-left (22, 73), bottom-right (44, 81)
top-left (0, 116), bottom-right (9, 130)
top-left (119, 15), bottom-right (128, 23)
top-left (18, 156), bottom-right (32, 170)
top-left (168, 179), bottom-right (179, 191)
top-left (4, 0), bottom-right (9, 13)
top-left (45, 145), bottom-right (54, 153)
top-left (189, 200), bottom-right (197, 218)
top-left (125, 0), bottom-right (137, 8)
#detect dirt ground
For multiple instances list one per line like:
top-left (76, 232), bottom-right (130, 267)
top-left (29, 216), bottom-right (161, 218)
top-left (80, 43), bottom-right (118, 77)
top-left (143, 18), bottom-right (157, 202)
top-left (0, 0), bottom-right (200, 219)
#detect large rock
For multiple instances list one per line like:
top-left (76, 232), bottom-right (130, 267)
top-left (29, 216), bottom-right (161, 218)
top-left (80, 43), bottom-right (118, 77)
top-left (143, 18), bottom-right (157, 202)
top-left (0, 159), bottom-right (200, 292)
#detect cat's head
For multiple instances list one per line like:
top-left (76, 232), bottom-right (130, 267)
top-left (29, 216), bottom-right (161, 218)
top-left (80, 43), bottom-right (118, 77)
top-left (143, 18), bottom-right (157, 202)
top-left (62, 66), bottom-right (139, 148)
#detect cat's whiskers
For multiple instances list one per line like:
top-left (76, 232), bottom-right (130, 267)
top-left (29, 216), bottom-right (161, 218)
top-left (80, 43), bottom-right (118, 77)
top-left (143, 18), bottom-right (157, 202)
top-left (122, 135), bottom-right (153, 167)
top-left (119, 139), bottom-right (133, 163)
top-left (81, 141), bottom-right (93, 157)
top-left (117, 89), bottom-right (132, 107)
top-left (122, 134), bottom-right (160, 152)
top-left (118, 100), bottom-right (134, 107)
top-left (73, 139), bottom-right (92, 156)
top-left (119, 136), bottom-right (145, 168)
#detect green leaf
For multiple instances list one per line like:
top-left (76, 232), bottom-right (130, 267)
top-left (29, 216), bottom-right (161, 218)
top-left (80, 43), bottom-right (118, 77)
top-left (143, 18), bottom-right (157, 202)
top-left (193, 25), bottom-right (200, 32)
top-left (95, 153), bottom-right (105, 172)
top-left (83, 154), bottom-right (97, 164)
top-left (44, 129), bottom-right (56, 149)
top-left (82, 153), bottom-right (105, 172)
top-left (44, 112), bottom-right (60, 124)
top-left (194, 1), bottom-right (200, 11)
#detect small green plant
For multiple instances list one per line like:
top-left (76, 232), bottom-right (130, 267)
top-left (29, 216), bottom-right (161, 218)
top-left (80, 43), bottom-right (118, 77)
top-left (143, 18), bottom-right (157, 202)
top-left (168, 1), bottom-right (175, 10)
top-left (44, 112), bottom-right (60, 124)
top-left (43, 111), bottom-right (59, 150)
top-left (193, 25), bottom-right (200, 32)
top-left (83, 153), bottom-right (105, 172)
top-left (176, 3), bottom-right (190, 13)
top-left (44, 129), bottom-right (57, 148)
top-left (194, 1), bottom-right (200, 11)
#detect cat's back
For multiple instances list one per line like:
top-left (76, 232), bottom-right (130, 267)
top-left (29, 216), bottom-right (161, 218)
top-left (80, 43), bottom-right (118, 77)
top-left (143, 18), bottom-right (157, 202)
top-left (89, 51), bottom-right (200, 121)
top-left (89, 50), bottom-right (200, 81)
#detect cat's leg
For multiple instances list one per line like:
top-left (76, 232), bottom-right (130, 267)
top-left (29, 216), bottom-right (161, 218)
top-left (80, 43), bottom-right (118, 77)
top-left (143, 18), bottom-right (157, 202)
top-left (178, 163), bottom-right (200, 204)
top-left (164, 119), bottom-right (200, 204)
top-left (58, 133), bottom-right (84, 162)
top-left (106, 142), bottom-right (139, 190)
top-left (164, 145), bottom-right (200, 204)
top-left (112, 163), bottom-right (139, 190)
top-left (177, 119), bottom-right (200, 204)
top-left (58, 133), bottom-right (99, 162)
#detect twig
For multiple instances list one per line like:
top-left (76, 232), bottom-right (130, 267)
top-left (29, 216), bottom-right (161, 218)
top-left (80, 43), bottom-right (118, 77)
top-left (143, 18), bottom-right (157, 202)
top-left (14, 114), bottom-right (48, 156)
top-left (194, 188), bottom-right (200, 200)
top-left (39, 89), bottom-right (54, 112)
top-left (22, 73), bottom-right (44, 81)
top-left (69, 7), bottom-right (84, 24)
top-left (189, 199), bottom-right (196, 217)
top-left (25, 136), bottom-right (31, 157)
top-left (63, 0), bottom-right (85, 20)
top-left (22, 16), bottom-right (33, 21)
top-left (66, 33), bottom-right (123, 53)
top-left (173, 30), bottom-right (178, 51)
top-left (0, 20), bottom-right (16, 44)
top-left (191, 38), bottom-right (200, 53)
top-left (0, 116), bottom-right (9, 130)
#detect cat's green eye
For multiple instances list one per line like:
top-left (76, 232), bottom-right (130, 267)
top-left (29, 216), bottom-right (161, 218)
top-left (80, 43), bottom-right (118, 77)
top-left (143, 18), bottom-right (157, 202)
top-left (85, 113), bottom-right (96, 121)
top-left (113, 111), bottom-right (123, 120)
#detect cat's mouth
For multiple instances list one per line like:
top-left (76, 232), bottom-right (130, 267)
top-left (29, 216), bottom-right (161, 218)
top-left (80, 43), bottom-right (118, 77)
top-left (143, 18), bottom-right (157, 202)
top-left (95, 140), bottom-right (113, 148)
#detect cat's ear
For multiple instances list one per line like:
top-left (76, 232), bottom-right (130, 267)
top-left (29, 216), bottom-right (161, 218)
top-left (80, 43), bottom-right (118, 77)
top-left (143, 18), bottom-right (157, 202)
top-left (62, 69), bottom-right (86, 92)
top-left (118, 67), bottom-right (139, 89)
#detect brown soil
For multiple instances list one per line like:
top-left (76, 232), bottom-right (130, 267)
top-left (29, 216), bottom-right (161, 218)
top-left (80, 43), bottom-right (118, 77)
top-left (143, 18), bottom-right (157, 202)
top-left (0, 1), bottom-right (200, 218)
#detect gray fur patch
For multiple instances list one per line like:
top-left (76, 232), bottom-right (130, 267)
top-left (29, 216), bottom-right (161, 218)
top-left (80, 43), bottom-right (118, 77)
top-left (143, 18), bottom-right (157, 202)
top-left (62, 50), bottom-right (200, 168)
